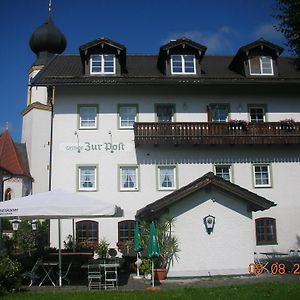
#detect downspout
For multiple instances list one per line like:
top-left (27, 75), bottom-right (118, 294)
top-left (48, 85), bottom-right (55, 192)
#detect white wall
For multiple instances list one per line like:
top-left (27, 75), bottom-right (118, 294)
top-left (166, 189), bottom-right (254, 277)
top-left (39, 84), bottom-right (300, 269)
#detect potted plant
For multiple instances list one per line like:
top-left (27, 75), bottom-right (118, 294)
top-left (94, 238), bottom-right (110, 258)
top-left (140, 258), bottom-right (152, 279)
top-left (140, 217), bottom-right (180, 280)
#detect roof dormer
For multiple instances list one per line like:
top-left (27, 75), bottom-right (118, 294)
top-left (229, 38), bottom-right (284, 77)
top-left (79, 37), bottom-right (127, 76)
top-left (157, 37), bottom-right (207, 76)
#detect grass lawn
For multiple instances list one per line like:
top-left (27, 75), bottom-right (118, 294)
top-left (1, 281), bottom-right (300, 300)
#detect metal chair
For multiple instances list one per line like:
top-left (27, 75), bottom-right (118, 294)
top-left (56, 261), bottom-right (72, 285)
top-left (104, 263), bottom-right (118, 290)
top-left (254, 252), bottom-right (269, 274)
top-left (24, 257), bottom-right (43, 287)
top-left (88, 264), bottom-right (103, 290)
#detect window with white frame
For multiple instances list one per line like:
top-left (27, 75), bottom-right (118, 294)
top-left (79, 105), bottom-right (98, 129)
top-left (158, 166), bottom-right (176, 190)
top-left (249, 106), bottom-right (266, 123)
top-left (78, 166), bottom-right (97, 191)
top-left (118, 105), bottom-right (137, 129)
top-left (90, 54), bottom-right (116, 74)
top-left (215, 165), bottom-right (231, 181)
top-left (253, 164), bottom-right (271, 187)
top-left (209, 104), bottom-right (230, 122)
top-left (156, 104), bottom-right (175, 122)
top-left (171, 55), bottom-right (196, 74)
top-left (249, 56), bottom-right (273, 75)
top-left (120, 166), bottom-right (139, 191)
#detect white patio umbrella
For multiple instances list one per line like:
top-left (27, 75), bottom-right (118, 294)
top-left (0, 189), bottom-right (117, 286)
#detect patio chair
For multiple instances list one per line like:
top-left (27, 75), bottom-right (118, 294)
top-left (254, 252), bottom-right (269, 274)
top-left (56, 261), bottom-right (72, 285)
top-left (88, 264), bottom-right (103, 290)
top-left (104, 263), bottom-right (118, 290)
top-left (23, 257), bottom-right (43, 287)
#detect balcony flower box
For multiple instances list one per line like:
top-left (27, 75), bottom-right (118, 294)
top-left (228, 120), bottom-right (248, 131)
top-left (280, 119), bottom-right (295, 131)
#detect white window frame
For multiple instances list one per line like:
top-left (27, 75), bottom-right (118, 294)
top-left (253, 164), bottom-right (271, 188)
top-left (90, 54), bottom-right (116, 74)
top-left (79, 105), bottom-right (98, 129)
top-left (78, 166), bottom-right (97, 191)
top-left (157, 166), bottom-right (177, 190)
top-left (171, 55), bottom-right (196, 74)
top-left (118, 105), bottom-right (138, 129)
top-left (214, 165), bottom-right (232, 182)
top-left (119, 166), bottom-right (139, 191)
top-left (249, 56), bottom-right (274, 75)
top-left (249, 106), bottom-right (266, 123)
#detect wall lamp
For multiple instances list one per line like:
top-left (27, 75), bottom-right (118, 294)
top-left (203, 215), bottom-right (216, 234)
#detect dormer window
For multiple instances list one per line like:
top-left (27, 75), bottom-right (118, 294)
top-left (171, 55), bottom-right (196, 74)
top-left (249, 56), bottom-right (273, 75)
top-left (90, 54), bottom-right (116, 74)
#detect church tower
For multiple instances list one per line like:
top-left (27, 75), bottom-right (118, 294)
top-left (22, 1), bottom-right (66, 193)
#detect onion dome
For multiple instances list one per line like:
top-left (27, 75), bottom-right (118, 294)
top-left (29, 14), bottom-right (67, 65)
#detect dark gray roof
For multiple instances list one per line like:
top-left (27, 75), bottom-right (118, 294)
top-left (31, 53), bottom-right (300, 86)
top-left (136, 172), bottom-right (276, 220)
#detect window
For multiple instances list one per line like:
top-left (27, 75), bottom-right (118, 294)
top-left (118, 220), bottom-right (135, 242)
top-left (156, 104), bottom-right (175, 122)
top-left (208, 104), bottom-right (230, 122)
top-left (253, 164), bottom-right (271, 187)
top-left (255, 218), bottom-right (277, 245)
top-left (90, 54), bottom-right (116, 74)
top-left (215, 165), bottom-right (231, 181)
top-left (78, 105), bottom-right (98, 129)
top-left (78, 166), bottom-right (97, 191)
top-left (249, 106), bottom-right (266, 123)
top-left (118, 105), bottom-right (138, 129)
top-left (249, 56), bottom-right (273, 75)
top-left (120, 166), bottom-right (139, 191)
top-left (158, 166), bottom-right (177, 190)
top-left (76, 220), bottom-right (99, 245)
top-left (171, 55), bottom-right (196, 74)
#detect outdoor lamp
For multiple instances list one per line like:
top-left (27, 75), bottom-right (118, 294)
top-left (203, 215), bottom-right (215, 234)
top-left (31, 219), bottom-right (38, 231)
top-left (11, 219), bottom-right (21, 231)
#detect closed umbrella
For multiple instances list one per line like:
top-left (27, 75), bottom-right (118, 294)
top-left (133, 221), bottom-right (142, 279)
top-left (147, 221), bottom-right (160, 288)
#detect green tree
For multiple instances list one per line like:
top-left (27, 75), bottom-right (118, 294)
top-left (274, 0), bottom-right (300, 56)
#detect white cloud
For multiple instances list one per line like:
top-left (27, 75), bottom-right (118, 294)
top-left (253, 23), bottom-right (284, 42)
top-left (162, 26), bottom-right (236, 54)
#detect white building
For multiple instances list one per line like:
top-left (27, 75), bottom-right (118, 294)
top-left (22, 10), bottom-right (300, 276)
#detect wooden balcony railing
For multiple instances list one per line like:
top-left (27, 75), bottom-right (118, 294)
top-left (134, 122), bottom-right (300, 146)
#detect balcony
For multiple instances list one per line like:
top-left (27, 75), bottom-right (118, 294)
top-left (134, 122), bottom-right (300, 146)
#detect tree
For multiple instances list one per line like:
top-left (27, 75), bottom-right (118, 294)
top-left (274, 0), bottom-right (300, 56)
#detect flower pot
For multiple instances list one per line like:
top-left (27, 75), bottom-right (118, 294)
top-left (154, 268), bottom-right (167, 281)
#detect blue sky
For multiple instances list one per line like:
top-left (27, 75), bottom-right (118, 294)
top-left (0, 0), bottom-right (285, 141)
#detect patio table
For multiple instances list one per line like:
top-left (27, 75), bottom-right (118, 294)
top-left (39, 262), bottom-right (59, 287)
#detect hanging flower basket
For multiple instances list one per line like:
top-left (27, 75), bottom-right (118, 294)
top-left (228, 120), bottom-right (248, 131)
top-left (280, 118), bottom-right (295, 131)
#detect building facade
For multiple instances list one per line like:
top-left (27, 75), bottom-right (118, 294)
top-left (23, 12), bottom-right (300, 276)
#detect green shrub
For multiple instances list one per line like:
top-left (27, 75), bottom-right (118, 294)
top-left (0, 256), bottom-right (22, 292)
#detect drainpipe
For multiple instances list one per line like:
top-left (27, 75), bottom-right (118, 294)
top-left (48, 85), bottom-right (55, 192)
